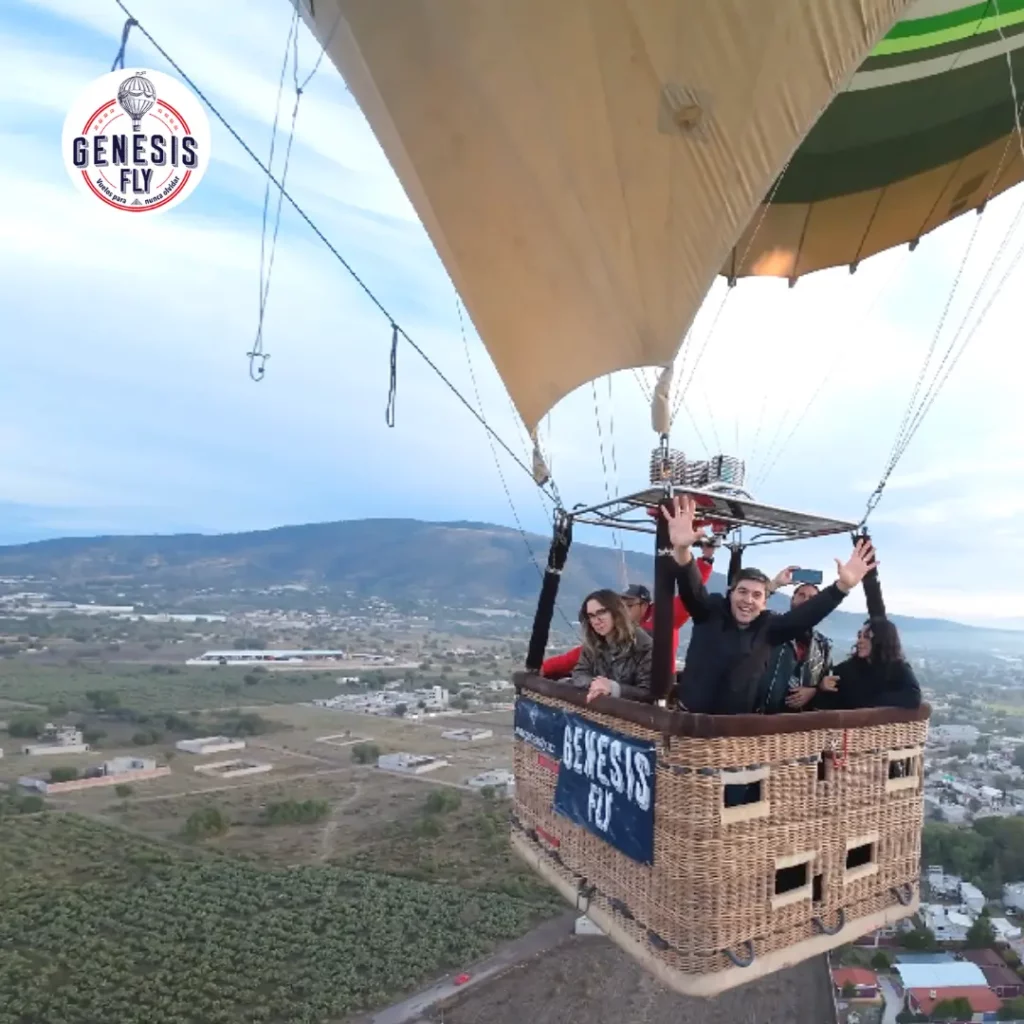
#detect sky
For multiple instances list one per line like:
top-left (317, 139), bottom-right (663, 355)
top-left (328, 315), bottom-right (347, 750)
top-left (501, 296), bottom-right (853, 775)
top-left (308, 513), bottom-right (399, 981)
top-left (0, 0), bottom-right (1022, 627)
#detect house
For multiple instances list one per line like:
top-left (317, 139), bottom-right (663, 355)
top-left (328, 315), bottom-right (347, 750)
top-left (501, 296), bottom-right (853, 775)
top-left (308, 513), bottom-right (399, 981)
top-left (992, 917), bottom-right (1022, 943)
top-left (960, 949), bottom-right (1024, 999)
top-left (832, 968), bottom-right (879, 1000)
top-left (1004, 882), bottom-right (1024, 912)
top-left (894, 962), bottom-right (988, 993)
top-left (960, 881), bottom-right (987, 915)
top-left (905, 986), bottom-right (1002, 1022)
top-left (922, 904), bottom-right (973, 943)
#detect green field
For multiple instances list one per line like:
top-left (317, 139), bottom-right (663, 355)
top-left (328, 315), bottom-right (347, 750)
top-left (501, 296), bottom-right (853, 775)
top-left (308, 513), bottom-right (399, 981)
top-left (0, 813), bottom-right (553, 1024)
top-left (0, 662), bottom-right (352, 713)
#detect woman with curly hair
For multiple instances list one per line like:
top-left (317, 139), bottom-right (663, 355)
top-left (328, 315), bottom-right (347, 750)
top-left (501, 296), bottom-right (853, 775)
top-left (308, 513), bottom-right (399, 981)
top-left (816, 618), bottom-right (921, 710)
top-left (571, 588), bottom-right (654, 705)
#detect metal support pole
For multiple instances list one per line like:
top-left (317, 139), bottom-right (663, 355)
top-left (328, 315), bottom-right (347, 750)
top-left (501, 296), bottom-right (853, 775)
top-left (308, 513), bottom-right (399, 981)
top-left (651, 499), bottom-right (677, 702)
top-left (525, 513), bottom-right (573, 673)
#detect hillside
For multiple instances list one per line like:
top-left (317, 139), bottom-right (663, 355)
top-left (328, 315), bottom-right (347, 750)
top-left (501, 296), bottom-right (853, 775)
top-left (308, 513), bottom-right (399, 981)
top-left (0, 517), bottom-right (984, 635)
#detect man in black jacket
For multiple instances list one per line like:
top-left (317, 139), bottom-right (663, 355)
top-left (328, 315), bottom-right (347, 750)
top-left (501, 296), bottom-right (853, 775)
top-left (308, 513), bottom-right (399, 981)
top-left (662, 495), bottom-right (876, 715)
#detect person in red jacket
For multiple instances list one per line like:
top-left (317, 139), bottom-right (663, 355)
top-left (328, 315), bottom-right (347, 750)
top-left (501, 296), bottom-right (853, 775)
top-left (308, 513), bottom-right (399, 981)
top-left (541, 543), bottom-right (717, 678)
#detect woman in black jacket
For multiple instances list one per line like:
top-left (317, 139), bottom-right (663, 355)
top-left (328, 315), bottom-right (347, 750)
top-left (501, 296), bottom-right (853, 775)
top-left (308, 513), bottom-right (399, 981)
top-left (816, 618), bottom-right (921, 710)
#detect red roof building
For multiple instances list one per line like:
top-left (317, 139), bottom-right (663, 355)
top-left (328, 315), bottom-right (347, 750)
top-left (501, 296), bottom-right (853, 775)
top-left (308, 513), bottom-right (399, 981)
top-left (832, 968), bottom-right (880, 1000)
top-left (907, 986), bottom-right (1002, 1017)
top-left (958, 950), bottom-right (1024, 999)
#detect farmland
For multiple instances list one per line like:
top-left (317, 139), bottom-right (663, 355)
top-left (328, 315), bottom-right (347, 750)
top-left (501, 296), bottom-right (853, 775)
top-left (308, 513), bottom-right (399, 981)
top-left (0, 814), bottom-right (553, 1024)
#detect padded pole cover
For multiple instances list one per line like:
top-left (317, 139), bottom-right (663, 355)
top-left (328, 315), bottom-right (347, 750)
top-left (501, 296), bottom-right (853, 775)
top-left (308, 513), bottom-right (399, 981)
top-left (857, 529), bottom-right (887, 620)
top-left (525, 516), bottom-right (573, 672)
top-left (651, 501), bottom-right (676, 702)
top-left (727, 546), bottom-right (743, 588)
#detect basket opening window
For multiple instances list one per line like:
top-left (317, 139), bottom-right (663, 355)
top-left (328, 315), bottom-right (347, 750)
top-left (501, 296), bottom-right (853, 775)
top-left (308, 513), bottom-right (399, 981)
top-left (775, 863), bottom-right (808, 895)
top-left (886, 747), bottom-right (923, 793)
top-left (844, 833), bottom-right (880, 884)
top-left (812, 872), bottom-right (824, 903)
top-left (771, 851), bottom-right (815, 909)
top-left (720, 766), bottom-right (769, 825)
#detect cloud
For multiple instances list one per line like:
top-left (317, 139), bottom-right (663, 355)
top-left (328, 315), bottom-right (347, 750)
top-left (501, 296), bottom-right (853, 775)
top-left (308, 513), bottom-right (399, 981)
top-left (1, 0), bottom-right (1022, 624)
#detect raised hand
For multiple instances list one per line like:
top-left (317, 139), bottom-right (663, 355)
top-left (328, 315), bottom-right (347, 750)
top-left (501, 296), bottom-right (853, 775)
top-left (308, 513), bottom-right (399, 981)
top-left (661, 495), bottom-right (707, 552)
top-left (835, 538), bottom-right (877, 593)
top-left (772, 565), bottom-right (799, 591)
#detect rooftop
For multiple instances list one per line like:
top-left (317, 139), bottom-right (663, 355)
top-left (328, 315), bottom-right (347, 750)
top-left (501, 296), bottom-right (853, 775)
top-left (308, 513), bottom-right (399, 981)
top-left (895, 962), bottom-right (987, 989)
top-left (831, 967), bottom-right (878, 988)
top-left (909, 986), bottom-right (1002, 1015)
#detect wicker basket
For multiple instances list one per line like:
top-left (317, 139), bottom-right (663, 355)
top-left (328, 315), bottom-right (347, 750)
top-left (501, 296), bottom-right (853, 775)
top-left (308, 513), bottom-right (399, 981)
top-left (512, 674), bottom-right (928, 997)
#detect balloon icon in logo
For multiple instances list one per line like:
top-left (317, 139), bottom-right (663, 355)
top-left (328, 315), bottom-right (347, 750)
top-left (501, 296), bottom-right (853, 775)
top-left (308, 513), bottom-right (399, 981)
top-left (117, 73), bottom-right (156, 132)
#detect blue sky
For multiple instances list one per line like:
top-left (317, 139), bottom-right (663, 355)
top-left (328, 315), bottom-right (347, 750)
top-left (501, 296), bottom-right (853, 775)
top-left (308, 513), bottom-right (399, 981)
top-left (1, 0), bottom-right (1022, 627)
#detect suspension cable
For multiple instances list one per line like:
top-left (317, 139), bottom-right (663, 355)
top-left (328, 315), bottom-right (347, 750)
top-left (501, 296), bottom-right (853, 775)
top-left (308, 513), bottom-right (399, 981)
top-left (111, 0), bottom-right (553, 502)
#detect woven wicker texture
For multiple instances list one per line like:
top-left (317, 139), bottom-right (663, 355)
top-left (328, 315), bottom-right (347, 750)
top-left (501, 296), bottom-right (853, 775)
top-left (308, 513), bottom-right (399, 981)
top-left (513, 692), bottom-right (926, 978)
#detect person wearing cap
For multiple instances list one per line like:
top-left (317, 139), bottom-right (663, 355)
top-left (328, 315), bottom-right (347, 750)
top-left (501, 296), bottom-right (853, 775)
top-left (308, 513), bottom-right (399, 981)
top-left (539, 545), bottom-right (716, 680)
top-left (661, 495), bottom-right (876, 715)
top-left (752, 579), bottom-right (834, 714)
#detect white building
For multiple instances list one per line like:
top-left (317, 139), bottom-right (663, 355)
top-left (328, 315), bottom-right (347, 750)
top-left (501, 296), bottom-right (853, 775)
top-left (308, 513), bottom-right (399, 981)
top-left (432, 685), bottom-right (449, 707)
top-left (960, 881), bottom-right (986, 915)
top-left (921, 904), bottom-right (973, 944)
top-left (104, 756), bottom-right (156, 775)
top-left (467, 769), bottom-right (515, 796)
top-left (442, 728), bottom-right (494, 742)
top-left (1004, 881), bottom-right (1024, 912)
top-left (186, 649), bottom-right (347, 666)
top-left (377, 752), bottom-right (448, 775)
top-left (930, 724), bottom-right (980, 745)
top-left (175, 736), bottom-right (246, 756)
top-left (895, 962), bottom-right (986, 990)
top-left (22, 724), bottom-right (89, 756)
top-left (992, 917), bottom-right (1022, 942)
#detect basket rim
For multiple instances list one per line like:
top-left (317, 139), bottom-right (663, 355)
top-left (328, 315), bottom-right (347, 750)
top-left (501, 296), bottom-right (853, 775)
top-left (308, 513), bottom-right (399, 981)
top-left (515, 672), bottom-right (931, 738)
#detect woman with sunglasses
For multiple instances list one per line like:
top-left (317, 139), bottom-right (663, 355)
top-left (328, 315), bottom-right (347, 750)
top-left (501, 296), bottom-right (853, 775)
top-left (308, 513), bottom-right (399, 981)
top-left (816, 619), bottom-right (921, 710)
top-left (571, 589), bottom-right (654, 704)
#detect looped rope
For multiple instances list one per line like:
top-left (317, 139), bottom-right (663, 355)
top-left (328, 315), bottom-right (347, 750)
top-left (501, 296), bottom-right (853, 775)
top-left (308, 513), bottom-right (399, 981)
top-left (385, 322), bottom-right (398, 428)
top-left (111, 18), bottom-right (137, 71)
top-left (246, 345), bottom-right (269, 382)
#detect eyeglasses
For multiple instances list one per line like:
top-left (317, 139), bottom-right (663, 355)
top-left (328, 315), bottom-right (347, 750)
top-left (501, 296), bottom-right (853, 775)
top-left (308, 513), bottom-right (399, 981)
top-left (586, 608), bottom-right (612, 622)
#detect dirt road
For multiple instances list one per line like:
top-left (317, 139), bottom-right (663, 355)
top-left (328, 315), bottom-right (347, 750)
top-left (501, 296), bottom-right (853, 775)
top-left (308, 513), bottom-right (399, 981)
top-left (356, 911), bottom-right (577, 1024)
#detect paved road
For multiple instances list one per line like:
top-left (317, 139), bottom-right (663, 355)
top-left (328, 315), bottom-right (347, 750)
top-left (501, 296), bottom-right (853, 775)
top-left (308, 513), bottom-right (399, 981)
top-left (878, 975), bottom-right (901, 1024)
top-left (358, 911), bottom-right (577, 1024)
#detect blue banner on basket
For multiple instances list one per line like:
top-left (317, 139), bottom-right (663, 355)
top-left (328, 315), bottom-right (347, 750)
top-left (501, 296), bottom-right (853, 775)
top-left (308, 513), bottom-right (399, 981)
top-left (514, 697), bottom-right (656, 865)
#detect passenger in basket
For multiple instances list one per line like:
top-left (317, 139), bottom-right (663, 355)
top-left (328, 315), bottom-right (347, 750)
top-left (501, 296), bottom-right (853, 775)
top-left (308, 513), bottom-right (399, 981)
top-left (662, 495), bottom-right (875, 715)
top-left (753, 578), bottom-right (834, 714)
top-left (814, 618), bottom-right (921, 710)
top-left (571, 589), bottom-right (654, 704)
top-left (540, 545), bottom-right (715, 680)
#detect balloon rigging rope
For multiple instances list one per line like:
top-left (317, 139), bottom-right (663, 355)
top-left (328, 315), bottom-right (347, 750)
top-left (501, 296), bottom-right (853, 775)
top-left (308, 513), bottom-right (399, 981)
top-left (453, 296), bottom-right (581, 634)
top-left (590, 381), bottom-right (628, 589)
top-left (863, 4), bottom-right (1024, 521)
top-left (109, 0), bottom-right (555, 506)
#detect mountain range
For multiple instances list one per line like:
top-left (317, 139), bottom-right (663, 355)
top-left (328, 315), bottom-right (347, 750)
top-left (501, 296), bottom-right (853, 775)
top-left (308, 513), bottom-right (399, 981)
top-left (0, 517), bottom-right (999, 640)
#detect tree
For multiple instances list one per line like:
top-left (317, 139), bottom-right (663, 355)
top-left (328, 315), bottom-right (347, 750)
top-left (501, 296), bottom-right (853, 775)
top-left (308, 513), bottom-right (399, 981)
top-left (870, 951), bottom-right (891, 971)
top-left (900, 925), bottom-right (937, 951)
top-left (233, 637), bottom-right (266, 650)
top-left (931, 996), bottom-right (973, 1020)
top-left (114, 784), bottom-right (133, 798)
top-left (999, 996), bottom-right (1024, 1021)
top-left (424, 790), bottom-right (460, 814)
top-left (392, 703), bottom-right (407, 718)
top-left (351, 743), bottom-right (380, 764)
top-left (479, 785), bottom-right (496, 802)
top-left (841, 981), bottom-right (857, 999)
top-left (965, 912), bottom-right (996, 948)
top-left (6, 716), bottom-right (43, 738)
top-left (183, 806), bottom-right (228, 839)
top-left (49, 766), bottom-right (79, 783)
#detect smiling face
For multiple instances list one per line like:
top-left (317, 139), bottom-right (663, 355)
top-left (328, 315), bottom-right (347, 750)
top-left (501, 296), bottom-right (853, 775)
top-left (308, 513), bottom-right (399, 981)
top-left (730, 578), bottom-right (768, 624)
top-left (856, 624), bottom-right (873, 659)
top-left (585, 599), bottom-right (614, 638)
